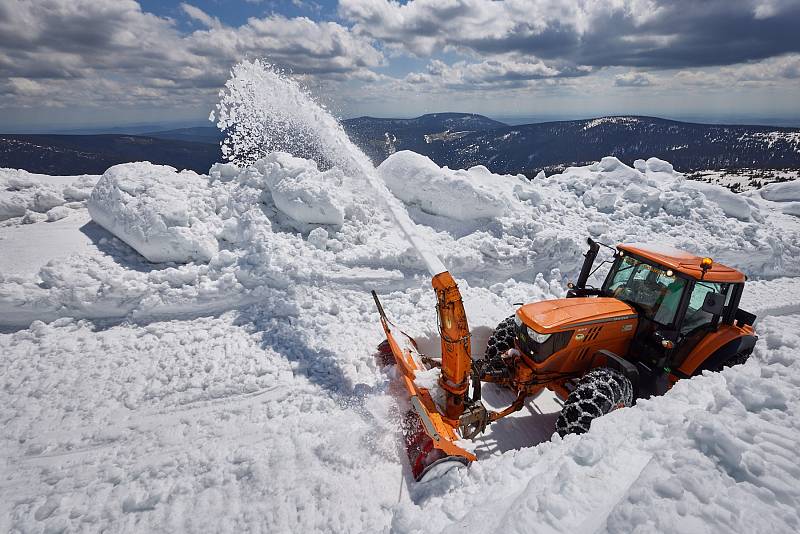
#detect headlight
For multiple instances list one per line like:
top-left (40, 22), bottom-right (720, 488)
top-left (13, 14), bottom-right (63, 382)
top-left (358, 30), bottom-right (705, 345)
top-left (527, 327), bottom-right (551, 344)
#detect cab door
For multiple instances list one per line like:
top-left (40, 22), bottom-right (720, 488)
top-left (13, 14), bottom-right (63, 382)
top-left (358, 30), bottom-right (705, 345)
top-left (670, 280), bottom-right (731, 368)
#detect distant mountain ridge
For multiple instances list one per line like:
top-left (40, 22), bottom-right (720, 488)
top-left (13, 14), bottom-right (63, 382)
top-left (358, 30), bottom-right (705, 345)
top-left (342, 114), bottom-right (800, 174)
top-left (0, 134), bottom-right (220, 175)
top-left (1, 113), bottom-right (798, 176)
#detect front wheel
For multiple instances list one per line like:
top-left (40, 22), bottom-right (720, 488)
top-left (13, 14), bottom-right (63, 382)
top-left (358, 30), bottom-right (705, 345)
top-left (556, 367), bottom-right (633, 437)
top-left (485, 315), bottom-right (516, 360)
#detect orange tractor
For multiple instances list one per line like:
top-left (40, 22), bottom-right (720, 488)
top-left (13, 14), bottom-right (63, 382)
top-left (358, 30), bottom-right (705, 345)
top-left (372, 239), bottom-right (758, 481)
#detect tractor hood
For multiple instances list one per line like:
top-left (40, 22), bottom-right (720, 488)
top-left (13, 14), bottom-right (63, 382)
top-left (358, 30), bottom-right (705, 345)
top-left (517, 297), bottom-right (637, 333)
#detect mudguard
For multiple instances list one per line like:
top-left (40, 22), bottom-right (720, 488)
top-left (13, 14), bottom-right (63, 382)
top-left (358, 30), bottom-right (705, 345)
top-left (677, 324), bottom-right (757, 377)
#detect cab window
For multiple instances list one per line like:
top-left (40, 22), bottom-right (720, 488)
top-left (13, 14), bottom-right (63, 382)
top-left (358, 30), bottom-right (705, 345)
top-left (603, 255), bottom-right (686, 326)
top-left (681, 281), bottom-right (729, 335)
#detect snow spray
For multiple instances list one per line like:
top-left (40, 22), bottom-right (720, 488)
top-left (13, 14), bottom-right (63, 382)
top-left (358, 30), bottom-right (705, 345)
top-left (213, 59), bottom-right (447, 275)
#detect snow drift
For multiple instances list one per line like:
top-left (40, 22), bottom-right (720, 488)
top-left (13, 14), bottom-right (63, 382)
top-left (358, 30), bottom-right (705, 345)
top-left (0, 168), bottom-right (95, 222)
top-left (378, 150), bottom-right (509, 220)
top-left (2, 149), bottom-right (800, 531)
top-left (2, 150), bottom-right (799, 327)
top-left (88, 163), bottom-right (222, 263)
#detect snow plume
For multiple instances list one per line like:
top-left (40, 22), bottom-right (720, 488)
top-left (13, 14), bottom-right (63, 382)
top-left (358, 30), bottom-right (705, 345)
top-left (213, 59), bottom-right (448, 275)
top-left (213, 59), bottom-right (370, 175)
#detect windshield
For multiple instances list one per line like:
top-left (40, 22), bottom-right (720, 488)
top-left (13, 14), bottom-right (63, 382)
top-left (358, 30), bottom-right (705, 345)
top-left (603, 255), bottom-right (687, 325)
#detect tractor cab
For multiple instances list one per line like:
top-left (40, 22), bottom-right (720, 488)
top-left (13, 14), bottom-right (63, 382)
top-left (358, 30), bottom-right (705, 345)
top-left (569, 240), bottom-right (756, 392)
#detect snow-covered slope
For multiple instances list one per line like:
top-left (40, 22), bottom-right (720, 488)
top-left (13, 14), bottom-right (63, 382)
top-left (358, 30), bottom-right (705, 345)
top-left (2, 146), bottom-right (800, 533)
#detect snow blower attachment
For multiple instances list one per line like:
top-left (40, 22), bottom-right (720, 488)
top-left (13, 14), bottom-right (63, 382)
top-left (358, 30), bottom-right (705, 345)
top-left (373, 239), bottom-right (759, 482)
top-left (372, 271), bottom-right (477, 481)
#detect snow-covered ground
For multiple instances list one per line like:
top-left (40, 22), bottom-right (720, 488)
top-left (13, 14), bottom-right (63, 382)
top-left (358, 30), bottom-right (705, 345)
top-left (2, 148), bottom-right (800, 532)
top-left (3, 61), bottom-right (800, 533)
top-left (687, 168), bottom-right (800, 193)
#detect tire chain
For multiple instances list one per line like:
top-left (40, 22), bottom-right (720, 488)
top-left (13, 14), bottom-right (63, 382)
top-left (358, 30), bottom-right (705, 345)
top-left (556, 367), bottom-right (633, 437)
top-left (484, 315), bottom-right (517, 360)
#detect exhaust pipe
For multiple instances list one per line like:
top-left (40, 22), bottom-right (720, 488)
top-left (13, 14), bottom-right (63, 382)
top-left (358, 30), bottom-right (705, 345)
top-left (576, 238), bottom-right (600, 289)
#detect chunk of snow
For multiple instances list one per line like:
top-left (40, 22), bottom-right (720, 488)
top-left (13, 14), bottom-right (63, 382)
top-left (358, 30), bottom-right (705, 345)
top-left (33, 190), bottom-right (66, 212)
top-left (646, 157), bottom-right (674, 174)
top-left (253, 153), bottom-right (348, 225)
top-left (378, 151), bottom-right (508, 220)
top-left (88, 163), bottom-right (221, 263)
top-left (21, 210), bottom-right (46, 224)
top-left (0, 195), bottom-right (27, 220)
top-left (46, 206), bottom-right (71, 222)
top-left (307, 227), bottom-right (328, 249)
top-left (783, 202), bottom-right (800, 217)
top-left (684, 180), bottom-right (752, 221)
top-left (761, 179), bottom-right (800, 202)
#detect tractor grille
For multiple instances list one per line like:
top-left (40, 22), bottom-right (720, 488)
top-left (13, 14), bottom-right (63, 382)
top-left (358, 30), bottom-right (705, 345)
top-left (516, 325), bottom-right (573, 363)
top-left (582, 326), bottom-right (603, 342)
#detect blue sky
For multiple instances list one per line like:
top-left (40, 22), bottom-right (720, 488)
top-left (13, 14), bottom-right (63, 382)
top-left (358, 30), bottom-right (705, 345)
top-left (1, 0), bottom-right (799, 131)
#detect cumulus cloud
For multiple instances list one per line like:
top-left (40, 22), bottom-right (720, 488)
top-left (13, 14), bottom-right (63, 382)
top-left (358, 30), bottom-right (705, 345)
top-left (181, 3), bottom-right (222, 30)
top-left (615, 72), bottom-right (654, 87)
top-left (407, 56), bottom-right (592, 90)
top-left (0, 0), bottom-right (798, 121)
top-left (340, 0), bottom-right (800, 69)
top-left (0, 0), bottom-right (383, 109)
top-left (671, 54), bottom-right (800, 88)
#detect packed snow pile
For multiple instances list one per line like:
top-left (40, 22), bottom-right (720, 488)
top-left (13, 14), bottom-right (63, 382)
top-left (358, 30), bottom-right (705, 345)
top-left (680, 179), bottom-right (753, 221)
top-left (378, 151), bottom-right (509, 220)
top-left (759, 180), bottom-right (800, 217)
top-left (0, 168), bottom-right (96, 223)
top-left (88, 163), bottom-right (223, 263)
top-left (761, 180), bottom-right (800, 202)
top-left (2, 151), bottom-right (800, 326)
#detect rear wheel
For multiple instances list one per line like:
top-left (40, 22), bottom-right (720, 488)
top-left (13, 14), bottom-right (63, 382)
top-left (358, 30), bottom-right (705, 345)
top-left (556, 368), bottom-right (633, 437)
top-left (724, 351), bottom-right (751, 368)
top-left (698, 350), bottom-right (752, 374)
top-left (485, 315), bottom-right (516, 360)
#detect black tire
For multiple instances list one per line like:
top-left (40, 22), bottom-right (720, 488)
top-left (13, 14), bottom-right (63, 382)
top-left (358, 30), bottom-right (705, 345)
top-left (556, 368), bottom-right (633, 437)
top-left (724, 351), bottom-right (751, 368)
top-left (484, 315), bottom-right (516, 360)
top-left (702, 350), bottom-right (751, 373)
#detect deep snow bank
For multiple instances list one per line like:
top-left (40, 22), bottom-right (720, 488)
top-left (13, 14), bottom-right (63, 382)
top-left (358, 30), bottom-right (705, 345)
top-left (761, 180), bottom-right (800, 203)
top-left (2, 153), bottom-right (799, 327)
top-left (2, 155), bottom-right (800, 532)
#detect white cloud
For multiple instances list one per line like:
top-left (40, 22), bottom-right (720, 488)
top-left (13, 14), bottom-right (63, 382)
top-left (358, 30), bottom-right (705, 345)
top-left (671, 54), bottom-right (800, 88)
top-left (340, 0), bottom-right (800, 69)
top-left (0, 0), bottom-right (383, 109)
top-left (180, 3), bottom-right (222, 30)
top-left (615, 71), bottom-right (654, 87)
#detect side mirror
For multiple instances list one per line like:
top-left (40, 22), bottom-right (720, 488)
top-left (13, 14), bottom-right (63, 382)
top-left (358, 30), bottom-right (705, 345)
top-left (701, 292), bottom-right (725, 315)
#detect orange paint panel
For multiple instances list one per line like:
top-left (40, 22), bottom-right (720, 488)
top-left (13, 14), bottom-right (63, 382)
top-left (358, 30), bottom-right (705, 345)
top-left (517, 297), bottom-right (636, 332)
top-left (378, 315), bottom-right (476, 464)
top-left (520, 317), bottom-right (638, 377)
top-left (618, 243), bottom-right (746, 283)
top-left (678, 323), bottom-right (755, 376)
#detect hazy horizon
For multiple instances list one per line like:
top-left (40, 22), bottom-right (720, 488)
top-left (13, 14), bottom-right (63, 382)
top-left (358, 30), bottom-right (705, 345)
top-left (4, 111), bottom-right (800, 136)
